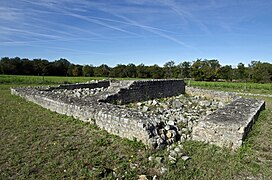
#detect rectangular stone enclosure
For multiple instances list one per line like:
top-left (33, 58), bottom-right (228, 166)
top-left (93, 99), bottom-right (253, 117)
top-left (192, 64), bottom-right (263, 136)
top-left (191, 96), bottom-right (265, 149)
top-left (10, 80), bottom-right (265, 150)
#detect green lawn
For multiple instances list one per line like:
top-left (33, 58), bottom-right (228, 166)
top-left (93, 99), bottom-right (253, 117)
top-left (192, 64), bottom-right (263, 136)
top-left (186, 80), bottom-right (272, 94)
top-left (0, 75), bottom-right (143, 85)
top-left (0, 76), bottom-right (271, 179)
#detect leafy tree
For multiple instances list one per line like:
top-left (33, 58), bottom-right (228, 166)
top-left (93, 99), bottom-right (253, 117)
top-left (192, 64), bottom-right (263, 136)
top-left (72, 65), bottom-right (83, 76)
top-left (191, 59), bottom-right (221, 81)
top-left (137, 63), bottom-right (150, 78)
top-left (0, 57), bottom-right (11, 74)
top-left (52, 58), bottom-right (70, 76)
top-left (163, 61), bottom-right (175, 78)
top-left (67, 64), bottom-right (75, 76)
top-left (178, 61), bottom-right (191, 78)
top-left (126, 63), bottom-right (137, 78)
top-left (0, 61), bottom-right (3, 74)
top-left (82, 65), bottom-right (94, 77)
top-left (149, 64), bottom-right (164, 79)
top-left (21, 58), bottom-right (34, 75)
top-left (1, 56), bottom-right (271, 82)
top-left (0, 57), bottom-right (22, 75)
top-left (209, 59), bottom-right (221, 79)
top-left (32, 59), bottom-right (49, 76)
top-left (237, 62), bottom-right (247, 80)
top-left (110, 64), bottom-right (127, 78)
top-left (191, 59), bottom-right (205, 81)
top-left (94, 64), bottom-right (111, 77)
top-left (250, 61), bottom-right (272, 83)
top-left (219, 65), bottom-right (233, 81)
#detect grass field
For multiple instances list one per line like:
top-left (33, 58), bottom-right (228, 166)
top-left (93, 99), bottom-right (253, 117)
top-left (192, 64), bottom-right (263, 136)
top-left (185, 80), bottom-right (272, 94)
top-left (0, 75), bottom-right (143, 85)
top-left (0, 76), bottom-right (272, 179)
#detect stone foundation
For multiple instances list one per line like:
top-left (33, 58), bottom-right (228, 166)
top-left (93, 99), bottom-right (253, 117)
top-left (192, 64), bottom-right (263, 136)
top-left (192, 98), bottom-right (265, 150)
top-left (11, 79), bottom-right (185, 149)
top-left (10, 80), bottom-right (265, 150)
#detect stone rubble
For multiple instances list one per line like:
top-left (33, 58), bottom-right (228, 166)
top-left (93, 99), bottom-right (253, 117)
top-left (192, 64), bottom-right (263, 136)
top-left (124, 94), bottom-right (225, 144)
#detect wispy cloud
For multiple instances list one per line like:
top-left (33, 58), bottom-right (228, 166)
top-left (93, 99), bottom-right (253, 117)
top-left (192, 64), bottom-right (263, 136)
top-left (78, 0), bottom-right (193, 48)
top-left (111, 13), bottom-right (192, 48)
top-left (2, 0), bottom-right (271, 66)
top-left (0, 7), bottom-right (23, 21)
top-left (1, 0), bottom-right (192, 48)
top-left (23, 0), bottom-right (194, 47)
top-left (157, 0), bottom-right (211, 34)
top-left (21, 0), bottom-right (138, 36)
top-left (0, 27), bottom-right (61, 39)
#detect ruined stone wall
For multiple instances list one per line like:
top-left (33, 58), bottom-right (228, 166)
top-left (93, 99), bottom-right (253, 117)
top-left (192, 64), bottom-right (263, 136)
top-left (10, 80), bottom-right (265, 150)
top-left (11, 86), bottom-right (158, 147)
top-left (102, 79), bottom-right (185, 104)
top-left (192, 98), bottom-right (265, 150)
top-left (10, 87), bottom-right (161, 147)
top-left (46, 80), bottom-right (110, 91)
top-left (11, 79), bottom-right (184, 149)
top-left (186, 86), bottom-right (237, 102)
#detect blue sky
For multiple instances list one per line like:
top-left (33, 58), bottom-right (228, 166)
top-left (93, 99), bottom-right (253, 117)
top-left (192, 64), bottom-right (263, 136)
top-left (1, 0), bottom-right (272, 67)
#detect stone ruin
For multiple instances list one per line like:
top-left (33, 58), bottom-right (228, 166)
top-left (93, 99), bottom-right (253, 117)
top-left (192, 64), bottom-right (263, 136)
top-left (10, 79), bottom-right (265, 150)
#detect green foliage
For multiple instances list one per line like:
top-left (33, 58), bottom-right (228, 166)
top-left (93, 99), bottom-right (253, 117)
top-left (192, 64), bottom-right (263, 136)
top-left (250, 61), bottom-right (272, 83)
top-left (94, 64), bottom-right (111, 77)
top-left (191, 59), bottom-right (220, 81)
top-left (71, 65), bottom-right (83, 76)
top-left (109, 64), bottom-right (128, 78)
top-left (82, 65), bottom-right (94, 77)
top-left (1, 57), bottom-right (271, 83)
top-left (149, 64), bottom-right (164, 79)
top-left (237, 62), bottom-right (247, 80)
top-left (178, 61), bottom-right (191, 78)
top-left (220, 65), bottom-right (233, 81)
top-left (137, 63), bottom-right (150, 78)
top-left (163, 61), bottom-right (175, 78)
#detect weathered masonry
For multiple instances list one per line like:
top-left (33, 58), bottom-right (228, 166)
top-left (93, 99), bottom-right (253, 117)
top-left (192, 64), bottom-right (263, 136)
top-left (188, 87), bottom-right (265, 149)
top-left (11, 80), bottom-right (185, 149)
top-left (10, 80), bottom-right (265, 150)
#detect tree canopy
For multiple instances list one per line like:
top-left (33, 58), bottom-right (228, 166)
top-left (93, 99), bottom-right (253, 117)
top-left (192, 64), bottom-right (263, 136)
top-left (0, 57), bottom-right (271, 83)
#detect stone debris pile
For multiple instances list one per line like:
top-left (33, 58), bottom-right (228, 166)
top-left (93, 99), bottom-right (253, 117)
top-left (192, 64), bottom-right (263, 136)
top-left (125, 94), bottom-right (226, 144)
top-left (51, 87), bottom-right (108, 98)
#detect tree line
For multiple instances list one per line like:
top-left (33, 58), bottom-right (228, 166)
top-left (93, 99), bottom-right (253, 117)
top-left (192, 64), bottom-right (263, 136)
top-left (0, 57), bottom-right (271, 83)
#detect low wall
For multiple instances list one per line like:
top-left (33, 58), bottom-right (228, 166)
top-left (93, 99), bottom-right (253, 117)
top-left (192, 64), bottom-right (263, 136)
top-left (46, 80), bottom-right (110, 91)
top-left (10, 79), bottom-right (184, 149)
top-left (102, 79), bottom-right (185, 104)
top-left (186, 86), bottom-right (237, 102)
top-left (10, 87), bottom-right (164, 148)
top-left (192, 98), bottom-right (265, 150)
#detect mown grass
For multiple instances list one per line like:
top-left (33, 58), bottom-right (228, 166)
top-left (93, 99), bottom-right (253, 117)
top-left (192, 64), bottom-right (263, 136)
top-left (0, 86), bottom-right (153, 179)
top-left (186, 80), bottom-right (272, 94)
top-left (0, 75), bottom-right (141, 85)
top-left (0, 76), bottom-right (272, 179)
